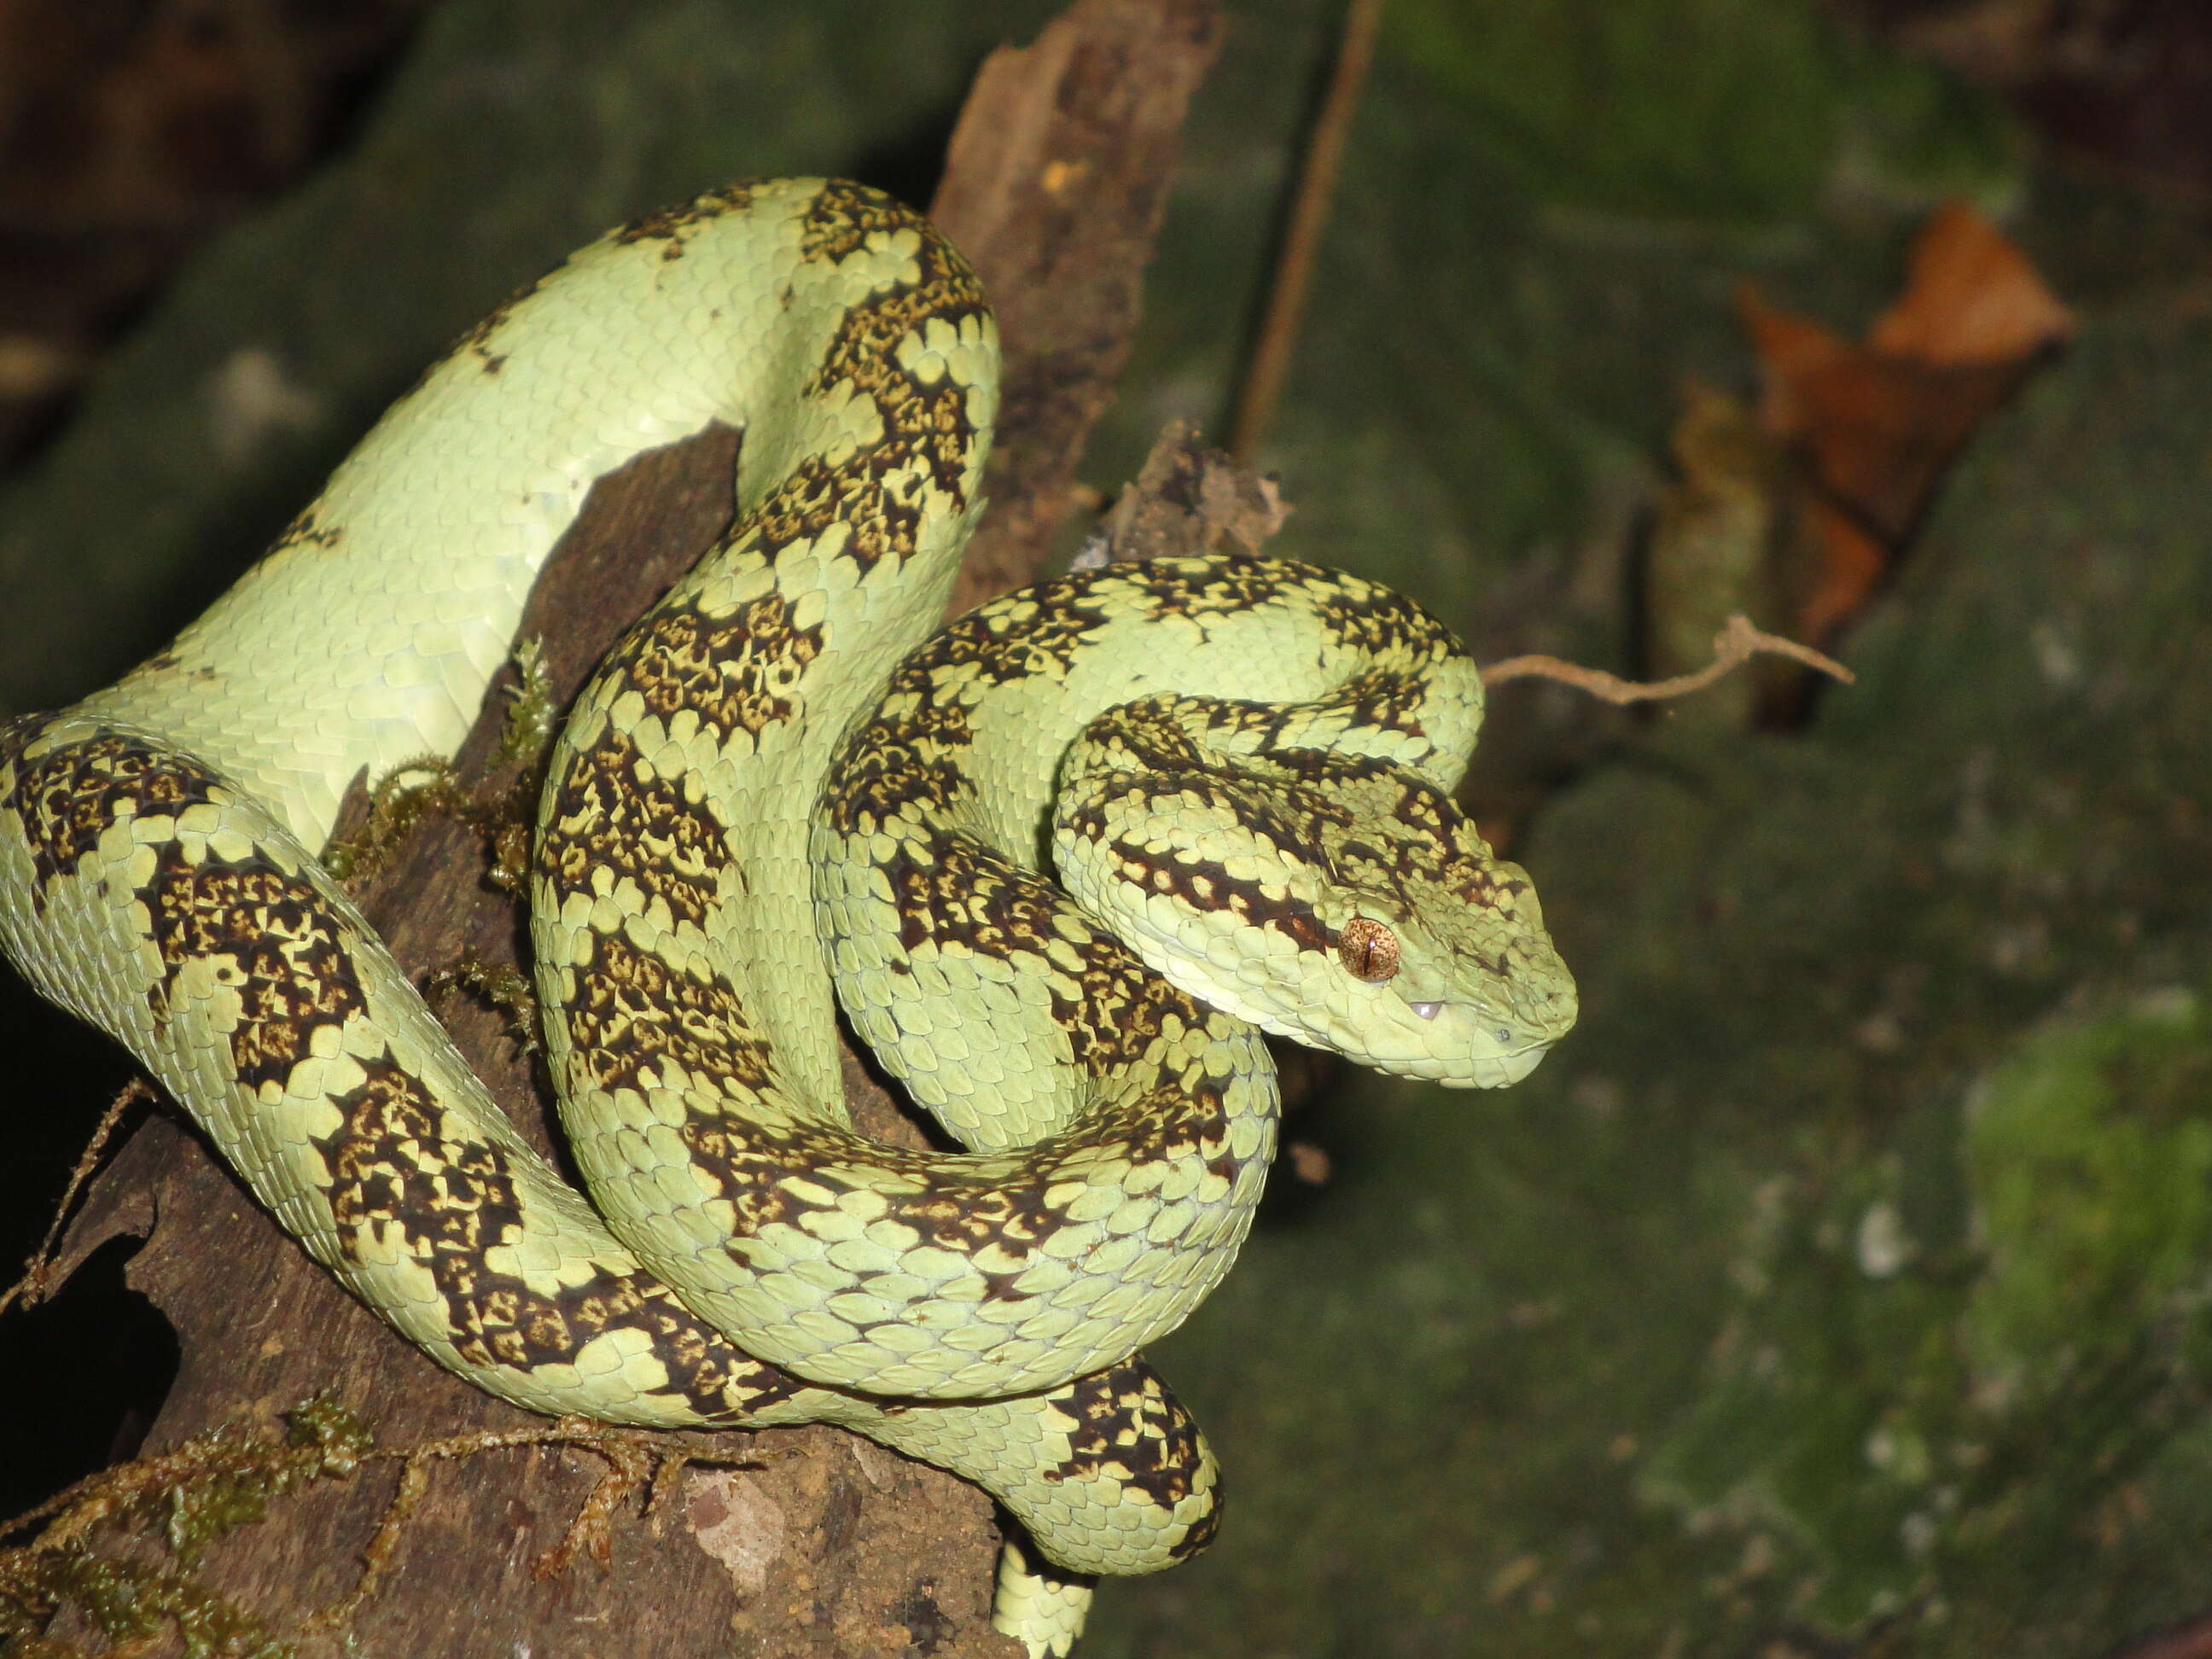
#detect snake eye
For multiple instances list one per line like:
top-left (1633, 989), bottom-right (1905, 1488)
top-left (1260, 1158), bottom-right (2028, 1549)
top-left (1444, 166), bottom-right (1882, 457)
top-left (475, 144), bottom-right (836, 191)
top-left (1336, 917), bottom-right (1400, 983)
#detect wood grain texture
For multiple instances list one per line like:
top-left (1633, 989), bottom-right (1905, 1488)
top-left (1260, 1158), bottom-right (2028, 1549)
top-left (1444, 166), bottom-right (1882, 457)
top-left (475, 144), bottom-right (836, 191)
top-left (934, 0), bottom-right (1222, 617)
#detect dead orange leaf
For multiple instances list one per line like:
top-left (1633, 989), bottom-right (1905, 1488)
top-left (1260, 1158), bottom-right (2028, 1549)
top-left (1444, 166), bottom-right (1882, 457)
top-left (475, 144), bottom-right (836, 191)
top-left (1868, 200), bottom-right (2075, 366)
top-left (1796, 496), bottom-right (1890, 646)
top-left (1736, 201), bottom-right (2070, 647)
top-left (1738, 279), bottom-right (2025, 544)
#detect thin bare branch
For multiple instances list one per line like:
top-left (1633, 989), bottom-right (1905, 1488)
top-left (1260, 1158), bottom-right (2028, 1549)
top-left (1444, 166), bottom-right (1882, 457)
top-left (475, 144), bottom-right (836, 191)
top-left (0, 1078), bottom-right (150, 1318)
top-left (1226, 0), bottom-right (1387, 462)
top-left (1481, 613), bottom-right (1856, 702)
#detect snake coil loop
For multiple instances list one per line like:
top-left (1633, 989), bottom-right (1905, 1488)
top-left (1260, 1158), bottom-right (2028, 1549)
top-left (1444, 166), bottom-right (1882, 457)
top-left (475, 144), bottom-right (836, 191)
top-left (0, 179), bottom-right (1573, 1655)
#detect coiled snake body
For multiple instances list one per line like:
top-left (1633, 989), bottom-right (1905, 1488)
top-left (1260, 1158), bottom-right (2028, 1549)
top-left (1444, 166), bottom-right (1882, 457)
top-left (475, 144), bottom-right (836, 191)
top-left (0, 180), bottom-right (1575, 1654)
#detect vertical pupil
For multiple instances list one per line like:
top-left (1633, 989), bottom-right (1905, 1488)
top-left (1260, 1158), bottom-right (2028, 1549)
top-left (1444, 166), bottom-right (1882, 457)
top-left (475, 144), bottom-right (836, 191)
top-left (1337, 917), bottom-right (1398, 982)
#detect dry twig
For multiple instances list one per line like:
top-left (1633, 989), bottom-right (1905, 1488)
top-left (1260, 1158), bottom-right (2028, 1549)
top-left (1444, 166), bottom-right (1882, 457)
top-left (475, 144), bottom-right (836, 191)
top-left (0, 1079), bottom-right (151, 1318)
top-left (1227, 0), bottom-right (1387, 461)
top-left (1481, 613), bottom-right (1854, 703)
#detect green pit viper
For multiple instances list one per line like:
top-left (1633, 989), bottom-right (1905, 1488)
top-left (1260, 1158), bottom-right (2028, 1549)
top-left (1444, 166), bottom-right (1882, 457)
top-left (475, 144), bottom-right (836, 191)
top-left (0, 178), bottom-right (1577, 1655)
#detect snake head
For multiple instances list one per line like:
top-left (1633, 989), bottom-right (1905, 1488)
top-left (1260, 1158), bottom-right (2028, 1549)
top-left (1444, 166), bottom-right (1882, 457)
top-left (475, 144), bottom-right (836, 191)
top-left (1301, 849), bottom-right (1579, 1088)
top-left (1054, 737), bottom-right (1577, 1090)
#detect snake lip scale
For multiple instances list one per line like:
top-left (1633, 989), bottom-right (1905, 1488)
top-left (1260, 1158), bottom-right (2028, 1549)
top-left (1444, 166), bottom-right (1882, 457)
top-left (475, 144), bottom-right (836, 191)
top-left (0, 178), bottom-right (1575, 1656)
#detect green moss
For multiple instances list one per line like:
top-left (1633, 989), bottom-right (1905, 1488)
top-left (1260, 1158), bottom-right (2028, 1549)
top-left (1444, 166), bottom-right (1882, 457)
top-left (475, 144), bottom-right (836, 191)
top-left (494, 637), bottom-right (557, 772)
top-left (318, 760), bottom-right (461, 886)
top-left (1964, 990), bottom-right (2212, 1388)
top-left (1644, 992), bottom-right (2212, 1630)
top-left (0, 1396), bottom-right (372, 1659)
top-left (32, 1551), bottom-right (288, 1659)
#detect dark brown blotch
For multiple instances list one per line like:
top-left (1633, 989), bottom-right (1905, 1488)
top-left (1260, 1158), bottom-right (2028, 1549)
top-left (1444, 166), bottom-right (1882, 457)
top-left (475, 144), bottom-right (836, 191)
top-left (538, 727), bottom-right (728, 932)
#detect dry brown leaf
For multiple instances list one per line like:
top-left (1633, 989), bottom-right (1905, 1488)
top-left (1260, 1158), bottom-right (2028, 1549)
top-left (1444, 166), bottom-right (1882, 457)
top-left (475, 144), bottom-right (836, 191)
top-left (1796, 495), bottom-right (1891, 645)
top-left (1735, 201), bottom-right (2070, 647)
top-left (1867, 199), bottom-right (2075, 365)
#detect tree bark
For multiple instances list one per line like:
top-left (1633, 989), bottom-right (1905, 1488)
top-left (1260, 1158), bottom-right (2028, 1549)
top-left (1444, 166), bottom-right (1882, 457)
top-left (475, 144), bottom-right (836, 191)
top-left (15, 3), bottom-right (1221, 1654)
